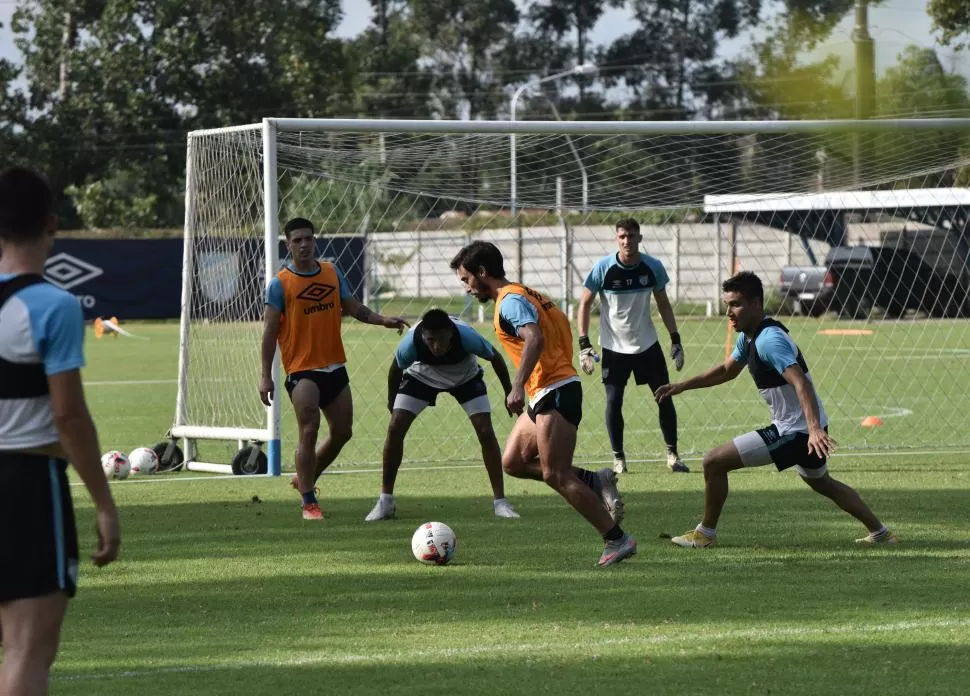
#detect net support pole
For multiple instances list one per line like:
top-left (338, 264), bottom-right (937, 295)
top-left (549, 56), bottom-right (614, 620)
top-left (262, 118), bottom-right (282, 476)
top-left (174, 135), bottom-right (196, 449)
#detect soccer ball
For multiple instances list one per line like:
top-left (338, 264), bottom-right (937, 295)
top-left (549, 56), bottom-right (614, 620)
top-left (101, 450), bottom-right (131, 480)
top-left (128, 447), bottom-right (159, 475)
top-left (411, 521), bottom-right (457, 566)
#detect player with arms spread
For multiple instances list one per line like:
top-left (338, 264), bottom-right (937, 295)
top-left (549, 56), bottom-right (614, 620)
top-left (364, 308), bottom-right (520, 521)
top-left (577, 217), bottom-right (688, 474)
top-left (0, 166), bottom-right (121, 694)
top-left (450, 241), bottom-right (636, 567)
top-left (259, 217), bottom-right (408, 521)
top-left (655, 271), bottom-right (897, 548)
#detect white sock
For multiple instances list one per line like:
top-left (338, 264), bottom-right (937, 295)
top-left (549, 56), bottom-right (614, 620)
top-left (493, 497), bottom-right (508, 506)
top-left (870, 525), bottom-right (888, 538)
top-left (379, 493), bottom-right (394, 504)
top-left (697, 524), bottom-right (717, 538)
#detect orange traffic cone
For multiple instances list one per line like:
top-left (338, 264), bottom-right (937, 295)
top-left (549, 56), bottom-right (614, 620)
top-left (860, 416), bottom-right (883, 428)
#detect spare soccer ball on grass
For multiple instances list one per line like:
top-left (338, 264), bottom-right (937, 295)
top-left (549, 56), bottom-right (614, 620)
top-left (128, 447), bottom-right (159, 475)
top-left (101, 450), bottom-right (131, 480)
top-left (411, 521), bottom-right (457, 566)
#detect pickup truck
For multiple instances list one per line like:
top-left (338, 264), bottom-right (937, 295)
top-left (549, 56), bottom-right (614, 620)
top-left (780, 244), bottom-right (969, 319)
top-left (778, 265), bottom-right (834, 317)
top-left (779, 247), bottom-right (874, 319)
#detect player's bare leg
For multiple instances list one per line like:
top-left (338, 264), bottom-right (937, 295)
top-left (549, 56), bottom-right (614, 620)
top-left (364, 408), bottom-right (416, 521)
top-left (502, 415), bottom-right (604, 489)
top-left (672, 441), bottom-right (744, 548)
top-left (501, 414), bottom-right (543, 480)
top-left (700, 442), bottom-right (746, 529)
top-left (381, 409), bottom-right (418, 494)
top-left (314, 385), bottom-right (354, 480)
top-left (290, 379), bottom-right (322, 494)
top-left (470, 412), bottom-right (519, 518)
top-left (534, 411), bottom-right (617, 533)
top-left (0, 593), bottom-right (67, 695)
top-left (801, 473), bottom-right (891, 537)
top-left (469, 412), bottom-right (506, 498)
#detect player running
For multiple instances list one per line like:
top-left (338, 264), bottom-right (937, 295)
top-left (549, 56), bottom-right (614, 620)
top-left (450, 241), bottom-right (637, 567)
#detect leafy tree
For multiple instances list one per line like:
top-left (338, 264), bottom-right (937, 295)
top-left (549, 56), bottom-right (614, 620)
top-left (928, 0), bottom-right (970, 50)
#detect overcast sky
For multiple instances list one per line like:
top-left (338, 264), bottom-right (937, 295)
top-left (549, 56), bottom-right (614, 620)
top-left (1, 1), bottom-right (965, 86)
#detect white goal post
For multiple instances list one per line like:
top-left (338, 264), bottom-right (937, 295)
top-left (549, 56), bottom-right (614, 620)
top-left (171, 117), bottom-right (970, 475)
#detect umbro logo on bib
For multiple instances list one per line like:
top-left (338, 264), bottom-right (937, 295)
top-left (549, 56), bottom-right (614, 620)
top-left (296, 283), bottom-right (335, 303)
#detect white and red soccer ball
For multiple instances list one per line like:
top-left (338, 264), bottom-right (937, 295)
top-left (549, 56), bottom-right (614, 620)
top-left (411, 521), bottom-right (457, 566)
top-left (100, 450), bottom-right (131, 480)
top-left (128, 447), bottom-right (159, 475)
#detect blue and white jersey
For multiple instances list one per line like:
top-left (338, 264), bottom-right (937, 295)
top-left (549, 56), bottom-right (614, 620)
top-left (730, 320), bottom-right (828, 435)
top-left (395, 317), bottom-right (496, 390)
top-left (584, 252), bottom-right (669, 354)
top-left (0, 274), bottom-right (86, 450)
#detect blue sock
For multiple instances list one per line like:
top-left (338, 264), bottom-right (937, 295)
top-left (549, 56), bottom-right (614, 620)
top-left (301, 491), bottom-right (317, 505)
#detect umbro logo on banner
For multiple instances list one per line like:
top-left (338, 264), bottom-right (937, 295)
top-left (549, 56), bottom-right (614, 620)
top-left (45, 253), bottom-right (104, 290)
top-left (296, 283), bottom-right (336, 303)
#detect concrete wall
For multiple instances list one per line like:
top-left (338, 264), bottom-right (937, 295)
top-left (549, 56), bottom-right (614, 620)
top-left (365, 223), bottom-right (831, 304)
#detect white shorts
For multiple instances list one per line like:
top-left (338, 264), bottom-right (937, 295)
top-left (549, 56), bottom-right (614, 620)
top-left (732, 425), bottom-right (828, 479)
top-left (392, 372), bottom-right (491, 417)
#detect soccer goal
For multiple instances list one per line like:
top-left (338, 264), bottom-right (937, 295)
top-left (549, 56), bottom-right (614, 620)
top-left (170, 117), bottom-right (970, 475)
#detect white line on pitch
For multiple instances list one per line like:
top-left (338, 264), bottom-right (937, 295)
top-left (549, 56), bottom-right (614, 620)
top-left (70, 447), bottom-right (964, 488)
top-left (55, 616), bottom-right (970, 682)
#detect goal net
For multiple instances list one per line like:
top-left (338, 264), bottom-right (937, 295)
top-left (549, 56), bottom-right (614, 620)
top-left (174, 118), bottom-right (970, 474)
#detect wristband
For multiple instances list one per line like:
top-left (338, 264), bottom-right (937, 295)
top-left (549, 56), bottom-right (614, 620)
top-left (670, 332), bottom-right (681, 345)
top-left (579, 335), bottom-right (592, 351)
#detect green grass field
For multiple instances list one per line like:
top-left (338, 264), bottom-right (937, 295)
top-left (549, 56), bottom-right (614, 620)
top-left (36, 316), bottom-right (970, 693)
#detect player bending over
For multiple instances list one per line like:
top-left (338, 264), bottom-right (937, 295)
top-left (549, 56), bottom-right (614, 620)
top-left (655, 271), bottom-right (897, 548)
top-left (259, 217), bottom-right (408, 521)
top-left (365, 308), bottom-right (520, 521)
top-left (451, 241), bottom-right (637, 567)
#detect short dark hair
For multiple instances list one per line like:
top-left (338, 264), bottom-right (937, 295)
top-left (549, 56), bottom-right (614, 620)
top-left (420, 308), bottom-right (454, 332)
top-left (284, 217), bottom-right (314, 239)
top-left (616, 217), bottom-right (640, 236)
top-left (449, 241), bottom-right (505, 279)
top-left (0, 166), bottom-right (53, 242)
top-left (722, 271), bottom-right (764, 305)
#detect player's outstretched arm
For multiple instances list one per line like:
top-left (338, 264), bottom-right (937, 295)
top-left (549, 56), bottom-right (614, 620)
top-left (507, 323), bottom-right (544, 414)
top-left (654, 356), bottom-right (745, 403)
top-left (386, 360), bottom-right (404, 413)
top-left (48, 370), bottom-right (120, 567)
top-left (343, 297), bottom-right (410, 334)
top-left (781, 366), bottom-right (837, 457)
top-left (488, 353), bottom-right (515, 416)
top-left (259, 305), bottom-right (281, 406)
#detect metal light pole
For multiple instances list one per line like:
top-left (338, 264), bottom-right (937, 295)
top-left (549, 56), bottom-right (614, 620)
top-left (509, 63), bottom-right (598, 217)
top-left (542, 95), bottom-right (590, 213)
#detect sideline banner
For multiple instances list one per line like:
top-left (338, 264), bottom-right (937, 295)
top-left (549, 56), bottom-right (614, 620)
top-left (45, 237), bottom-right (365, 320)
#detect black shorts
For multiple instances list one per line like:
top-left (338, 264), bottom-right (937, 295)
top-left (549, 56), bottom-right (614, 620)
top-left (527, 380), bottom-right (583, 428)
top-left (0, 454), bottom-right (79, 602)
top-left (395, 370), bottom-right (490, 415)
top-left (733, 425), bottom-right (829, 477)
top-left (284, 367), bottom-right (350, 410)
top-left (601, 343), bottom-right (669, 387)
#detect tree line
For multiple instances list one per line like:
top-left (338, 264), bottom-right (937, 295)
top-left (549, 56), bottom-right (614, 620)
top-left (2, 0), bottom-right (970, 230)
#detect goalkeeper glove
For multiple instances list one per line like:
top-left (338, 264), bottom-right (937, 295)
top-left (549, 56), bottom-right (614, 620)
top-left (578, 335), bottom-right (600, 375)
top-left (670, 332), bottom-right (684, 372)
